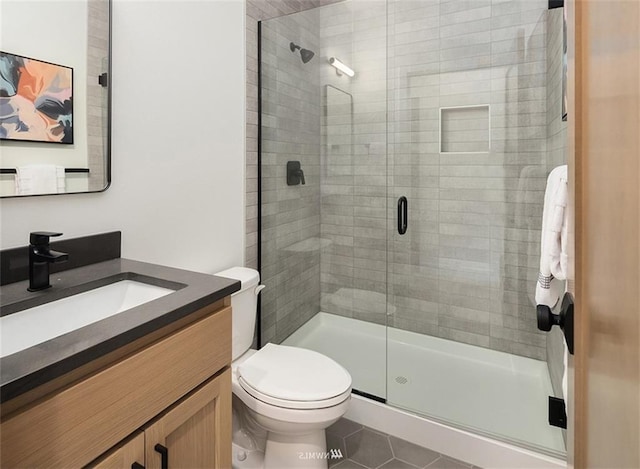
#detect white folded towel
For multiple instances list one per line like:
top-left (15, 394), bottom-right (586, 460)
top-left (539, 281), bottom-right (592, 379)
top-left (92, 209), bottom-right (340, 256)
top-left (535, 165), bottom-right (568, 308)
top-left (15, 165), bottom-right (66, 195)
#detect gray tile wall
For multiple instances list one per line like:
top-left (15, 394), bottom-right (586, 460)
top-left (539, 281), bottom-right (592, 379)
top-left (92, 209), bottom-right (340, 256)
top-left (319, 1), bottom-right (389, 325)
top-left (246, 0), bottom-right (341, 346)
top-left (87, 0), bottom-right (109, 191)
top-left (259, 9), bottom-right (323, 345)
top-left (440, 106), bottom-right (490, 153)
top-left (545, 8), bottom-right (567, 171)
top-left (318, 0), bottom-right (554, 360)
top-left (259, 1), bottom-right (567, 362)
top-left (246, 0), bottom-right (342, 272)
top-left (390, 0), bottom-right (553, 360)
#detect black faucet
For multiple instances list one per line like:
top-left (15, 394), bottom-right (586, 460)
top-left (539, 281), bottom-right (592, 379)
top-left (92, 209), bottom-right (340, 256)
top-left (28, 232), bottom-right (69, 292)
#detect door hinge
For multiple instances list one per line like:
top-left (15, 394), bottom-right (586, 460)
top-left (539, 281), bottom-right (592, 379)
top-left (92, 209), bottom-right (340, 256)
top-left (549, 396), bottom-right (567, 429)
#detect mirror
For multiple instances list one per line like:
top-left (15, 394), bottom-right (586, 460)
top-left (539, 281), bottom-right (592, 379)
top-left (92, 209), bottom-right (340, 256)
top-left (0, 0), bottom-right (111, 197)
top-left (324, 85), bottom-right (353, 155)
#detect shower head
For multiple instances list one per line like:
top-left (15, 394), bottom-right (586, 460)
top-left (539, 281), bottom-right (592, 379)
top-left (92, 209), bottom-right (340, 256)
top-left (300, 48), bottom-right (315, 63)
top-left (289, 42), bottom-right (315, 64)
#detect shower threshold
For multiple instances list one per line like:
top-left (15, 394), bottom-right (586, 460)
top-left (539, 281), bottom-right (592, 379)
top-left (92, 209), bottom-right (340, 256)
top-left (283, 312), bottom-right (566, 457)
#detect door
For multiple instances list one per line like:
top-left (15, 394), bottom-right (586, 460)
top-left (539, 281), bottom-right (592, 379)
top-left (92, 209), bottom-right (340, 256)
top-left (568, 0), bottom-right (640, 467)
top-left (144, 370), bottom-right (232, 469)
top-left (386, 0), bottom-right (567, 455)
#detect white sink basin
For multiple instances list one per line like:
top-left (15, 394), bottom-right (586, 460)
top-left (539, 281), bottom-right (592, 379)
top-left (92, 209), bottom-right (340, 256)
top-left (1, 280), bottom-right (175, 358)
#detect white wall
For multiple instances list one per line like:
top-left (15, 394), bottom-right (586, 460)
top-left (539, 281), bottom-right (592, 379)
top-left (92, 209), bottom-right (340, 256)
top-left (0, 0), bottom-right (246, 275)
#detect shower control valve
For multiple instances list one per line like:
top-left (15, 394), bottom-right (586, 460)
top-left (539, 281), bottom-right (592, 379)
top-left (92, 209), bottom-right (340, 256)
top-left (287, 161), bottom-right (306, 186)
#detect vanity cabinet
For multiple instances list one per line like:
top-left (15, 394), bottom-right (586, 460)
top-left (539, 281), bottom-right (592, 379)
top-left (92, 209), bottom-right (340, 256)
top-left (91, 432), bottom-right (145, 469)
top-left (91, 370), bottom-right (231, 469)
top-left (1, 300), bottom-right (232, 469)
top-left (144, 372), bottom-right (230, 469)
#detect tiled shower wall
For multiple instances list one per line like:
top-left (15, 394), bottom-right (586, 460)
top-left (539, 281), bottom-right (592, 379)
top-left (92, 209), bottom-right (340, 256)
top-left (258, 1), bottom-right (567, 362)
top-left (546, 8), bottom-right (567, 171)
top-left (319, 1), bottom-right (389, 325)
top-left (390, 0), bottom-right (550, 360)
top-left (319, 0), bottom-right (555, 360)
top-left (245, 0), bottom-right (341, 346)
top-left (246, 0), bottom-right (341, 271)
top-left (259, 9), bottom-right (322, 345)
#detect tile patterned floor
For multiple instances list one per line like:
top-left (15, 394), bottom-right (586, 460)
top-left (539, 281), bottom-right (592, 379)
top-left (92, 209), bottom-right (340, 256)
top-left (327, 418), bottom-right (481, 469)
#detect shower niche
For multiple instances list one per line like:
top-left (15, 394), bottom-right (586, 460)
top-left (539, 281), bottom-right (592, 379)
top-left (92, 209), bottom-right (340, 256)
top-left (439, 105), bottom-right (490, 154)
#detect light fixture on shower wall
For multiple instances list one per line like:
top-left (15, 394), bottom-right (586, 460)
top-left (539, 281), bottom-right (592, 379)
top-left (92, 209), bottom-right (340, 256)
top-left (329, 57), bottom-right (355, 77)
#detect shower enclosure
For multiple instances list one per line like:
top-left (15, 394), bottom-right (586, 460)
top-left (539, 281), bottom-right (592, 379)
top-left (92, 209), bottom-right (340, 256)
top-left (259, 0), bottom-right (567, 458)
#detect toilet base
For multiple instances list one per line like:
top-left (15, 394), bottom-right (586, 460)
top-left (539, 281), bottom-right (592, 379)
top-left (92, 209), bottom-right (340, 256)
top-left (232, 442), bottom-right (264, 469)
top-left (233, 431), bottom-right (339, 469)
top-left (264, 430), bottom-right (332, 469)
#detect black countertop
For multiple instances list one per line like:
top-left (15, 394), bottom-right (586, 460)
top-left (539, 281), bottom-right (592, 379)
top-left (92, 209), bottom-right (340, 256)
top-left (0, 258), bottom-right (240, 403)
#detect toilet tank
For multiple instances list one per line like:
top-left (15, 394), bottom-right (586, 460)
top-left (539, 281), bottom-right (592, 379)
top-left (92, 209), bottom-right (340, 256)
top-left (215, 267), bottom-right (263, 361)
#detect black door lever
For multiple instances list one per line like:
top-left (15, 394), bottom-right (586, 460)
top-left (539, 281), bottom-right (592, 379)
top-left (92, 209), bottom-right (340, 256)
top-left (537, 292), bottom-right (574, 354)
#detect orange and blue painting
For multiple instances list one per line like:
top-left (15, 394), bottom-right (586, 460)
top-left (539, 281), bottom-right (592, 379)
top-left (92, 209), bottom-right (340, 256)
top-left (0, 51), bottom-right (73, 144)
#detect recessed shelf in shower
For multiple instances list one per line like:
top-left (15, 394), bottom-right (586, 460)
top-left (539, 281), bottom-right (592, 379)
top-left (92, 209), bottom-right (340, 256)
top-left (439, 105), bottom-right (490, 154)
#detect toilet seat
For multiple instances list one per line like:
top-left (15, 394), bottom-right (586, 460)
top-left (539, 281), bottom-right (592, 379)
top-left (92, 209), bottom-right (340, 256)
top-left (238, 377), bottom-right (351, 409)
top-left (237, 343), bottom-right (351, 410)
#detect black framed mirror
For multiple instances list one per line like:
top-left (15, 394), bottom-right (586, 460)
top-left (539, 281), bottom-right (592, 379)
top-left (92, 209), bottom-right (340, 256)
top-left (0, 0), bottom-right (111, 197)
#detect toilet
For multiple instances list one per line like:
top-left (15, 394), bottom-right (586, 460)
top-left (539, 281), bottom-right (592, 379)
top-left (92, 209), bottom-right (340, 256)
top-left (216, 267), bottom-right (352, 469)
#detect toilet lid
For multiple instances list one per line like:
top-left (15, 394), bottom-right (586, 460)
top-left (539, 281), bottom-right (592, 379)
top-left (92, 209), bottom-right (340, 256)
top-left (238, 343), bottom-right (352, 402)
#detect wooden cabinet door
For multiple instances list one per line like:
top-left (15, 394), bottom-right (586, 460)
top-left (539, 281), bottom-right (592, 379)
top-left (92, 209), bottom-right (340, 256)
top-left (144, 369), bottom-right (231, 469)
top-left (89, 432), bottom-right (145, 469)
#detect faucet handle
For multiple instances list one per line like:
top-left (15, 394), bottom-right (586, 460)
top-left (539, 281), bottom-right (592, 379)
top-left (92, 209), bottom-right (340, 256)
top-left (30, 231), bottom-right (63, 245)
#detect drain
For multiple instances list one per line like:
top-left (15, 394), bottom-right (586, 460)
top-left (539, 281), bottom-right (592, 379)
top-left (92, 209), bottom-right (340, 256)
top-left (395, 376), bottom-right (408, 385)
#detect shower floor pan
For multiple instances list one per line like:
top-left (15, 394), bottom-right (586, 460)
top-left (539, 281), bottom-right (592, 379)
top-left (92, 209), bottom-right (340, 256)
top-left (283, 312), bottom-right (565, 456)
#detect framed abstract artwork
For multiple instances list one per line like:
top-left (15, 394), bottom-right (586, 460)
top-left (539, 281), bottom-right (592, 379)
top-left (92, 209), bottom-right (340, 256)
top-left (0, 51), bottom-right (73, 144)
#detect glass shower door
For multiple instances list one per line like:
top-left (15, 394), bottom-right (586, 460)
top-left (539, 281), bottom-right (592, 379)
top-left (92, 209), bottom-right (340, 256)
top-left (385, 0), bottom-right (566, 456)
top-left (318, 0), bottom-right (390, 401)
top-left (321, 82), bottom-right (388, 401)
top-left (385, 0), bottom-right (442, 417)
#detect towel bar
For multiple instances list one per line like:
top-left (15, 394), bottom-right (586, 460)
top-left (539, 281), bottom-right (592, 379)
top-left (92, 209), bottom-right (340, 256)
top-left (0, 168), bottom-right (90, 175)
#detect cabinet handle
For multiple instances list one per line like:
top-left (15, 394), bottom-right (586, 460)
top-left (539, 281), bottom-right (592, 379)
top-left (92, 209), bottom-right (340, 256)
top-left (154, 444), bottom-right (169, 469)
top-left (131, 463), bottom-right (145, 469)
